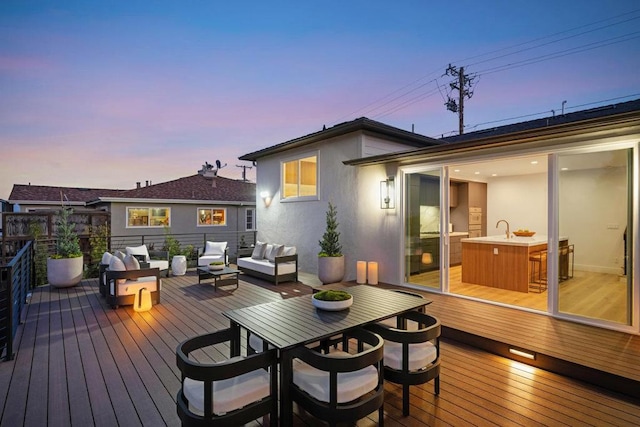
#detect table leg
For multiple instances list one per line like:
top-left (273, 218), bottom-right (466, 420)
top-left (229, 321), bottom-right (241, 357)
top-left (280, 349), bottom-right (293, 425)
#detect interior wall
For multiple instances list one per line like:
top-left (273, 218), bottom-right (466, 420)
top-left (486, 173), bottom-right (548, 237)
top-left (559, 166), bottom-right (627, 274)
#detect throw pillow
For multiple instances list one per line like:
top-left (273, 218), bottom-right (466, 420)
top-left (126, 245), bottom-right (150, 262)
top-left (108, 256), bottom-right (127, 285)
top-left (101, 251), bottom-right (113, 265)
top-left (266, 244), bottom-right (284, 263)
top-left (124, 254), bottom-right (140, 271)
top-left (204, 241), bottom-right (227, 255)
top-left (283, 246), bottom-right (297, 256)
top-left (114, 250), bottom-right (126, 261)
top-left (251, 241), bottom-right (267, 260)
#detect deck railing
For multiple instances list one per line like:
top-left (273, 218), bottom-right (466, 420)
top-left (0, 241), bottom-right (33, 361)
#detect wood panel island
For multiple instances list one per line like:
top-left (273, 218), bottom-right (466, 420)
top-left (461, 235), bottom-right (566, 293)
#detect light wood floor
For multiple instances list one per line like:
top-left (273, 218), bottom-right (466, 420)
top-left (410, 265), bottom-right (629, 324)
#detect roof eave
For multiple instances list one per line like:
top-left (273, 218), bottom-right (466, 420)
top-left (239, 118), bottom-right (440, 161)
top-left (344, 110), bottom-right (640, 166)
top-left (91, 197), bottom-right (256, 206)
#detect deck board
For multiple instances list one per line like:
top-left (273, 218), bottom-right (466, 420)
top-left (1, 270), bottom-right (639, 426)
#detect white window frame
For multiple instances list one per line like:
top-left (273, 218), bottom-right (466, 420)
top-left (126, 207), bottom-right (171, 228)
top-left (281, 151), bottom-right (319, 202)
top-left (245, 208), bottom-right (256, 231)
top-left (197, 207), bottom-right (228, 227)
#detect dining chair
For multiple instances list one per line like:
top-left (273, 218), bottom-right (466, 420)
top-left (366, 311), bottom-right (441, 416)
top-left (378, 289), bottom-right (425, 329)
top-left (289, 327), bottom-right (385, 426)
top-left (176, 328), bottom-right (278, 426)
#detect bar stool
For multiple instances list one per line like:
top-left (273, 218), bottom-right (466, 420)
top-left (559, 244), bottom-right (575, 281)
top-left (528, 250), bottom-right (547, 293)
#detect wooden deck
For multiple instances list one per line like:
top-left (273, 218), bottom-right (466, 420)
top-left (1, 270), bottom-right (639, 426)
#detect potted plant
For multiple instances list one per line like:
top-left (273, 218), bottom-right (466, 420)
top-left (317, 202), bottom-right (345, 284)
top-left (312, 289), bottom-right (353, 311)
top-left (47, 207), bottom-right (84, 288)
top-left (209, 261), bottom-right (225, 271)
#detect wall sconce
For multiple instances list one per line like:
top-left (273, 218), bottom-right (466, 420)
top-left (260, 191), bottom-right (272, 207)
top-left (380, 177), bottom-right (395, 209)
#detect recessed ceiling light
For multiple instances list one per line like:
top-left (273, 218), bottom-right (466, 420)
top-left (561, 167), bottom-right (569, 171)
top-left (454, 169), bottom-right (460, 172)
top-left (492, 173), bottom-right (498, 177)
top-left (474, 171), bottom-right (480, 175)
top-left (531, 160), bottom-right (539, 165)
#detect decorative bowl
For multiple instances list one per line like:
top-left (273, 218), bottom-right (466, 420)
top-left (513, 231), bottom-right (536, 237)
top-left (312, 291), bottom-right (353, 311)
top-left (209, 263), bottom-right (225, 271)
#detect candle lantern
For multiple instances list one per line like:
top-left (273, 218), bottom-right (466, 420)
top-left (367, 261), bottom-right (379, 285)
top-left (357, 261), bottom-right (367, 284)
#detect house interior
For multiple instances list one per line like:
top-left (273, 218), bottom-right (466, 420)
top-left (405, 149), bottom-right (631, 325)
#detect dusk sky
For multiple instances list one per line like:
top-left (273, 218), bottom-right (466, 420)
top-left (2, 1), bottom-right (639, 200)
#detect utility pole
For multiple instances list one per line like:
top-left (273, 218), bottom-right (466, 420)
top-left (236, 164), bottom-right (253, 182)
top-left (444, 64), bottom-right (476, 135)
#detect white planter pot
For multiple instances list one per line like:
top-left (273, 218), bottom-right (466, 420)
top-left (47, 256), bottom-right (83, 288)
top-left (317, 255), bottom-right (345, 284)
top-left (312, 293), bottom-right (353, 311)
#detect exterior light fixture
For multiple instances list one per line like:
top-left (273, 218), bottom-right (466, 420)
top-left (380, 177), bottom-right (395, 209)
top-left (509, 346), bottom-right (536, 360)
top-left (134, 288), bottom-right (153, 312)
top-left (260, 191), bottom-right (272, 207)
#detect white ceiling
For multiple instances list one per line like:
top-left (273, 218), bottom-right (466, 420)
top-left (449, 150), bottom-right (628, 182)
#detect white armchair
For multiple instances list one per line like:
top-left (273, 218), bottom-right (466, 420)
top-left (198, 241), bottom-right (229, 267)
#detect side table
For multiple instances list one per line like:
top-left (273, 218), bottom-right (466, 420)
top-left (172, 255), bottom-right (187, 276)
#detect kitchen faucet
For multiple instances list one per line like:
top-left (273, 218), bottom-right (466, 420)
top-left (496, 219), bottom-right (510, 239)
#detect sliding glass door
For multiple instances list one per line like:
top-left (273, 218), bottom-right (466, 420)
top-left (557, 149), bottom-right (633, 324)
top-left (405, 169), bottom-right (441, 288)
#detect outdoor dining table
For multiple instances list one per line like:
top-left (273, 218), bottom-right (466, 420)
top-left (222, 284), bottom-right (431, 425)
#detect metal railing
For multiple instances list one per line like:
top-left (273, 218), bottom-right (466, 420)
top-left (0, 241), bottom-right (33, 361)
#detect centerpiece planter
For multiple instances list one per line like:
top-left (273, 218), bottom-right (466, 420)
top-left (312, 290), bottom-right (353, 311)
top-left (209, 261), bottom-right (225, 271)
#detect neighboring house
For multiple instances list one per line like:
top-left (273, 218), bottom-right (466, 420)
top-left (240, 99), bottom-right (640, 334)
top-left (7, 165), bottom-right (256, 254)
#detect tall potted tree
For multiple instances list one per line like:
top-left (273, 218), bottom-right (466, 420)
top-left (47, 207), bottom-right (84, 288)
top-left (318, 202), bottom-right (345, 284)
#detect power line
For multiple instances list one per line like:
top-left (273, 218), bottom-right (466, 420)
top-left (330, 8), bottom-right (640, 125)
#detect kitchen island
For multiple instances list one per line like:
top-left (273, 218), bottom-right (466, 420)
top-left (461, 235), bottom-right (566, 292)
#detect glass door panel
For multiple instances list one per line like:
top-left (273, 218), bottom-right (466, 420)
top-left (405, 170), bottom-right (441, 288)
top-left (557, 149), bottom-right (632, 324)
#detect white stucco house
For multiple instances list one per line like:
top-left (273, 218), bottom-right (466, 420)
top-left (240, 99), bottom-right (640, 335)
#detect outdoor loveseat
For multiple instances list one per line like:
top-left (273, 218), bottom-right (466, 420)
top-left (236, 242), bottom-right (298, 285)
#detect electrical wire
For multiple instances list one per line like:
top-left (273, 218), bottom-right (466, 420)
top-left (329, 8), bottom-right (640, 127)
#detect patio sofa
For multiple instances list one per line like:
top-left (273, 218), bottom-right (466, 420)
top-left (236, 242), bottom-right (298, 285)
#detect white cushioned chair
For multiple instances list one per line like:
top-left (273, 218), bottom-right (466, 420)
top-left (366, 311), bottom-right (441, 416)
top-left (105, 255), bottom-right (161, 309)
top-left (176, 328), bottom-right (278, 426)
top-left (289, 327), bottom-right (385, 425)
top-left (125, 245), bottom-right (170, 277)
top-left (197, 241), bottom-right (229, 267)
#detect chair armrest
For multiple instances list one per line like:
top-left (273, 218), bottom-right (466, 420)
top-left (106, 267), bottom-right (161, 281)
top-left (176, 328), bottom-right (278, 380)
top-left (275, 253), bottom-right (298, 264)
